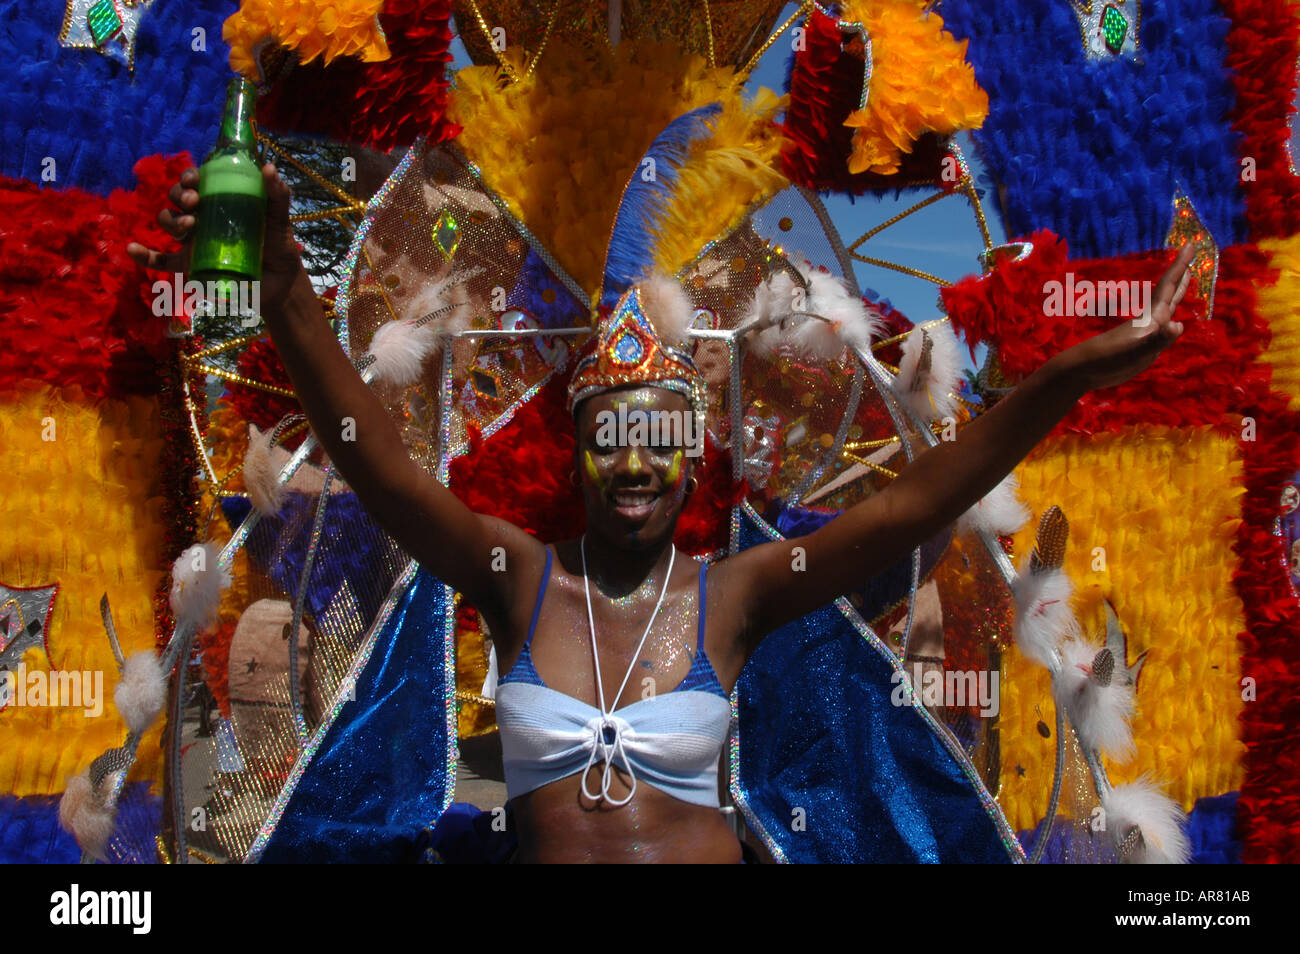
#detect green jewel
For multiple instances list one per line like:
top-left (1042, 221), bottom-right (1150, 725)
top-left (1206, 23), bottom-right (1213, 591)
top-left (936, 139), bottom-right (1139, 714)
top-left (431, 209), bottom-right (461, 261)
top-left (1101, 4), bottom-right (1128, 53)
top-left (87, 0), bottom-right (123, 46)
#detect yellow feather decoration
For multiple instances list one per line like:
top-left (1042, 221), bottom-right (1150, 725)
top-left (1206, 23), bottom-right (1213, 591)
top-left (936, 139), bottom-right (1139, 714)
top-left (650, 87), bottom-right (789, 280)
top-left (1257, 234), bottom-right (1300, 411)
top-left (223, 0), bottom-right (390, 79)
top-left (449, 38), bottom-right (785, 301)
top-left (839, 0), bottom-right (989, 176)
top-left (995, 427), bottom-right (1247, 831)
top-left (0, 387), bottom-right (168, 796)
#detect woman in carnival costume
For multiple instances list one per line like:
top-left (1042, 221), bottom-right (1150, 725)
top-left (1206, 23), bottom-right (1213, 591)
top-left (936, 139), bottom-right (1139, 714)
top-left (130, 113), bottom-right (1196, 862)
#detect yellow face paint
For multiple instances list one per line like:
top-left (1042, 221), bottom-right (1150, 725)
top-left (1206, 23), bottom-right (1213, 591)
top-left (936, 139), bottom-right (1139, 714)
top-left (665, 450), bottom-right (683, 488)
top-left (583, 450), bottom-right (604, 491)
top-left (627, 445), bottom-right (642, 476)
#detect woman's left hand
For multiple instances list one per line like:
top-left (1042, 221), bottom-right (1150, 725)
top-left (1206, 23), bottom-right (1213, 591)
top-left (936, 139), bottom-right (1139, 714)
top-left (1054, 242), bottom-right (1198, 393)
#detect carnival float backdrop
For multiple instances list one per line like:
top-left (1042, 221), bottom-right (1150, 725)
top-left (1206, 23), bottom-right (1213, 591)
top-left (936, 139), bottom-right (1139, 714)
top-left (0, 0), bottom-right (1296, 863)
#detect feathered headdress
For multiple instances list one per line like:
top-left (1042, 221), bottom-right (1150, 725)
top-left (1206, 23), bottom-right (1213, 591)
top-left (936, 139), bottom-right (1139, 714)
top-left (566, 104), bottom-right (722, 419)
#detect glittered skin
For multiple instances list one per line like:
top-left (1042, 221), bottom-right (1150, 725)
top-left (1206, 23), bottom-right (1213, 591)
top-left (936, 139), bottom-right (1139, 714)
top-left (575, 387), bottom-right (694, 552)
top-left (665, 450), bottom-right (683, 488)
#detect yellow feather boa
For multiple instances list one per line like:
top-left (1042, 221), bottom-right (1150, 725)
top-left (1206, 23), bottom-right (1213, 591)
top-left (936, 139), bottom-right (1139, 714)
top-left (223, 0), bottom-right (390, 78)
top-left (996, 427), bottom-right (1246, 831)
top-left (839, 0), bottom-right (988, 176)
top-left (0, 387), bottom-right (168, 796)
top-left (449, 39), bottom-right (787, 302)
top-left (1257, 234), bottom-right (1300, 411)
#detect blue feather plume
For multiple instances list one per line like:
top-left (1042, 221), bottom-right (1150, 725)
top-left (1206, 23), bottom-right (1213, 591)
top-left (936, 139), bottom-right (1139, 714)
top-left (599, 102), bottom-right (723, 311)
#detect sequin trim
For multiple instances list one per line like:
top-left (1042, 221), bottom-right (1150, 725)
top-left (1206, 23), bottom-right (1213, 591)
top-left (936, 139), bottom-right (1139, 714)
top-left (244, 558), bottom-right (422, 862)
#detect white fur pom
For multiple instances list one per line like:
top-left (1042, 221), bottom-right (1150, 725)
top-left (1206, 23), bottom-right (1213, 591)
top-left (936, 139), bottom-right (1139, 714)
top-left (243, 424), bottom-right (287, 514)
top-left (58, 770), bottom-right (115, 861)
top-left (896, 322), bottom-right (963, 422)
top-left (114, 651), bottom-right (167, 735)
top-left (169, 542), bottom-right (231, 633)
top-left (1103, 778), bottom-right (1192, 864)
top-left (366, 318), bottom-right (440, 388)
top-left (637, 273), bottom-right (695, 347)
top-left (956, 473), bottom-right (1031, 538)
top-left (1055, 637), bottom-right (1136, 760)
top-left (1011, 564), bottom-right (1078, 669)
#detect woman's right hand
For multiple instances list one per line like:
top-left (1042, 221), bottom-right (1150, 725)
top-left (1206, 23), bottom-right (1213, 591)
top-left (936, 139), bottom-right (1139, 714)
top-left (126, 162), bottom-right (309, 314)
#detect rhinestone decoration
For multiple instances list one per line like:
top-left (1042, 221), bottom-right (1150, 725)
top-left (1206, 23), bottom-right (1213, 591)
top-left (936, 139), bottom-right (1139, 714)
top-left (1165, 187), bottom-right (1219, 320)
top-left (431, 209), bottom-right (461, 261)
top-left (1070, 0), bottom-right (1140, 62)
top-left (60, 0), bottom-right (155, 70)
top-left (86, 0), bottom-right (122, 45)
top-left (1101, 5), bottom-right (1128, 52)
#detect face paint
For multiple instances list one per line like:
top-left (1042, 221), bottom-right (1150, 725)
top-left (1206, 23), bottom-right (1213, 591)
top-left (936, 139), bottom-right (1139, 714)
top-left (583, 449), bottom-right (605, 492)
top-left (627, 445), bottom-right (642, 476)
top-left (665, 450), bottom-right (683, 488)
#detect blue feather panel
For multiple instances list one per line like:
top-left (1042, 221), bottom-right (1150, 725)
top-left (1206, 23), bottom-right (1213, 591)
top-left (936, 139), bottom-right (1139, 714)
top-left (0, 782), bottom-right (160, 863)
top-left (600, 102), bottom-right (723, 310)
top-left (0, 0), bottom-right (238, 193)
top-left (940, 0), bottom-right (1247, 258)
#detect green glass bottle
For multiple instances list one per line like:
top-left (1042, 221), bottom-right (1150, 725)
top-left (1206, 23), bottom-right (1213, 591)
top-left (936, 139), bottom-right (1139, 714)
top-left (190, 77), bottom-right (267, 307)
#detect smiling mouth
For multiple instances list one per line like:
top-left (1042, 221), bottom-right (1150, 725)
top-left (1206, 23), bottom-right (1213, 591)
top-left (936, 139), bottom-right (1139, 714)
top-left (610, 489), bottom-right (660, 521)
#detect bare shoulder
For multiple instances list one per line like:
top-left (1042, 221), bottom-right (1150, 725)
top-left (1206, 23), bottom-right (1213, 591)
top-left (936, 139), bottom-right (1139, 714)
top-left (699, 540), bottom-right (787, 682)
top-left (472, 516), bottom-right (549, 636)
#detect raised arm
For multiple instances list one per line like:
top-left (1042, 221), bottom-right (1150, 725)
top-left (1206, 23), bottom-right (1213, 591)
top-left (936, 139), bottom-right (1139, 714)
top-left (716, 242), bottom-right (1198, 654)
top-left (128, 164), bottom-right (543, 622)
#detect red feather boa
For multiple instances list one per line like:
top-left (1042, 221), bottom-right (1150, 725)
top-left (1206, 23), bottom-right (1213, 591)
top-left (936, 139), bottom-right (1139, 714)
top-left (1221, 0), bottom-right (1300, 862)
top-left (1233, 392), bottom-right (1300, 862)
top-left (0, 154), bottom-right (190, 402)
top-left (1222, 0), bottom-right (1300, 242)
top-left (257, 0), bottom-right (461, 153)
top-left (940, 229), bottom-right (1273, 436)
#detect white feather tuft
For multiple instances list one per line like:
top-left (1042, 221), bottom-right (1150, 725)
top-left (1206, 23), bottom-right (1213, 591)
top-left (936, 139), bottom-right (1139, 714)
top-left (741, 270), bottom-right (798, 331)
top-left (896, 322), bottom-right (963, 421)
top-left (741, 261), bottom-right (883, 360)
top-left (58, 770), bottom-right (115, 861)
top-left (366, 319), bottom-right (440, 388)
top-left (1010, 563), bottom-right (1078, 669)
top-left (1054, 637), bottom-right (1136, 760)
top-left (1103, 778), bottom-right (1192, 864)
top-left (636, 273), bottom-right (695, 347)
top-left (114, 651), bottom-right (167, 735)
top-left (394, 273), bottom-right (476, 330)
top-left (169, 542), bottom-right (231, 633)
top-left (806, 268), bottom-right (884, 353)
top-left (243, 423), bottom-right (287, 514)
top-left (957, 473), bottom-right (1032, 538)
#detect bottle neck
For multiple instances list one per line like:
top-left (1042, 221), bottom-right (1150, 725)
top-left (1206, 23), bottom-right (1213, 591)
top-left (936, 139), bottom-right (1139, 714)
top-left (215, 78), bottom-right (257, 150)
